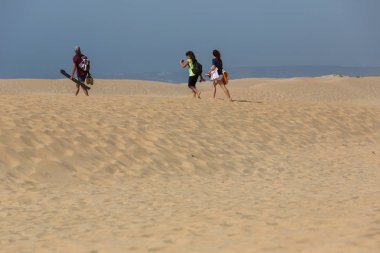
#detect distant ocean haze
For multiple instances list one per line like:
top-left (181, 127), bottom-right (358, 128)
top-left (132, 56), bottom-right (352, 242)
top-left (79, 66), bottom-right (380, 83)
top-left (1, 66), bottom-right (380, 83)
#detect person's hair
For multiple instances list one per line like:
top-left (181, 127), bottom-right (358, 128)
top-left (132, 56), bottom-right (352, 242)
top-left (213, 49), bottom-right (222, 65)
top-left (186, 51), bottom-right (197, 63)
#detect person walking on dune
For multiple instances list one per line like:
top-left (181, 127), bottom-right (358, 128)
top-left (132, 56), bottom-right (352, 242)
top-left (207, 49), bottom-right (232, 101)
top-left (180, 51), bottom-right (204, 99)
top-left (71, 45), bottom-right (90, 96)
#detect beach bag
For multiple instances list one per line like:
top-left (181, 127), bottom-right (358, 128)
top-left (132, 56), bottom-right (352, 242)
top-left (79, 55), bottom-right (90, 72)
top-left (222, 70), bottom-right (229, 85)
top-left (192, 60), bottom-right (203, 76)
top-left (86, 73), bottom-right (94, 85)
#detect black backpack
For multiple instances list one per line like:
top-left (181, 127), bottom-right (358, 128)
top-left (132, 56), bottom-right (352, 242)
top-left (192, 60), bottom-right (203, 76)
top-left (78, 55), bottom-right (90, 72)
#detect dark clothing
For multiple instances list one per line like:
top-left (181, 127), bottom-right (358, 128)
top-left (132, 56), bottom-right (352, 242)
top-left (77, 75), bottom-right (86, 83)
top-left (212, 58), bottom-right (223, 75)
top-left (73, 54), bottom-right (87, 79)
top-left (188, 75), bottom-right (199, 88)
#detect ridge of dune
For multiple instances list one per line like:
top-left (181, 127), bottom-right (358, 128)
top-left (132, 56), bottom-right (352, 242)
top-left (229, 76), bottom-right (380, 105)
top-left (0, 79), bottom-right (189, 96)
top-left (1, 77), bottom-right (380, 252)
top-left (1, 77), bottom-right (379, 106)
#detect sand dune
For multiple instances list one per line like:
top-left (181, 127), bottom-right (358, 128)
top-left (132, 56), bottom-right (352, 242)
top-left (0, 77), bottom-right (379, 252)
top-left (0, 79), bottom-right (188, 97)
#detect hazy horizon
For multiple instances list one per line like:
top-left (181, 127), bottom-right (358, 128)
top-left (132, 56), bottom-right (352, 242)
top-left (1, 0), bottom-right (380, 80)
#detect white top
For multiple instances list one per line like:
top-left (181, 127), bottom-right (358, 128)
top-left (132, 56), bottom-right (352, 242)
top-left (210, 67), bottom-right (220, 81)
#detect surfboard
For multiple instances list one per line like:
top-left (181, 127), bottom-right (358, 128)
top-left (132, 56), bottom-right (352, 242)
top-left (60, 69), bottom-right (91, 90)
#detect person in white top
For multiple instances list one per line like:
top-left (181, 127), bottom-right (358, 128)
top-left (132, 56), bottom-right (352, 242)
top-left (206, 50), bottom-right (232, 101)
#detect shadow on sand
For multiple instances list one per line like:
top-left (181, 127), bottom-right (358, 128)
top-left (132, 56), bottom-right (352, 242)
top-left (232, 99), bottom-right (263, 104)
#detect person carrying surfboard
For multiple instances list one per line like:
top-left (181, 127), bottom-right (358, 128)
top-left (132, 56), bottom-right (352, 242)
top-left (71, 45), bottom-right (90, 96)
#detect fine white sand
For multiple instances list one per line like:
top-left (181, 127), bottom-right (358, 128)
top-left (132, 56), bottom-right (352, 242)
top-left (1, 77), bottom-right (379, 253)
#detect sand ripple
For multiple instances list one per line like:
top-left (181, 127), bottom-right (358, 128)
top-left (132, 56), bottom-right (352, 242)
top-left (1, 77), bottom-right (380, 252)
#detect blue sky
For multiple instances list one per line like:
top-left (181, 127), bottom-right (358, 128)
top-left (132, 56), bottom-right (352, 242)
top-left (0, 0), bottom-right (379, 78)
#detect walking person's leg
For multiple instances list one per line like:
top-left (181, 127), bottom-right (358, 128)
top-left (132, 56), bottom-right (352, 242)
top-left (189, 86), bottom-right (197, 98)
top-left (196, 75), bottom-right (201, 98)
top-left (218, 80), bottom-right (232, 101)
top-left (189, 75), bottom-right (201, 98)
top-left (190, 86), bottom-right (201, 98)
top-left (82, 86), bottom-right (89, 96)
top-left (78, 76), bottom-right (89, 96)
top-left (188, 75), bottom-right (196, 98)
top-left (212, 81), bottom-right (217, 99)
top-left (75, 84), bottom-right (80, 96)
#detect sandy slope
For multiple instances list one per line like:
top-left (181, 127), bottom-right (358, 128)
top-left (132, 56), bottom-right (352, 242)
top-left (0, 77), bottom-right (379, 253)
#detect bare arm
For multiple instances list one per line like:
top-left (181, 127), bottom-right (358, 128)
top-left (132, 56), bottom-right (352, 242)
top-left (71, 63), bottom-right (77, 80)
top-left (208, 64), bottom-right (216, 75)
top-left (179, 59), bottom-right (189, 68)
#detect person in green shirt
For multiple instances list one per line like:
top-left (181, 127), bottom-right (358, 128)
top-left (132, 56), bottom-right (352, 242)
top-left (180, 51), bottom-right (203, 98)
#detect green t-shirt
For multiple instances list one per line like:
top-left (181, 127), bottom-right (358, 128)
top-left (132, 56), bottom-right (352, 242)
top-left (188, 59), bottom-right (195, 77)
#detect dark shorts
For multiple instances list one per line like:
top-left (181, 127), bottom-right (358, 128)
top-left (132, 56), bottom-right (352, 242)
top-left (188, 75), bottom-right (199, 88)
top-left (77, 74), bottom-right (87, 83)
